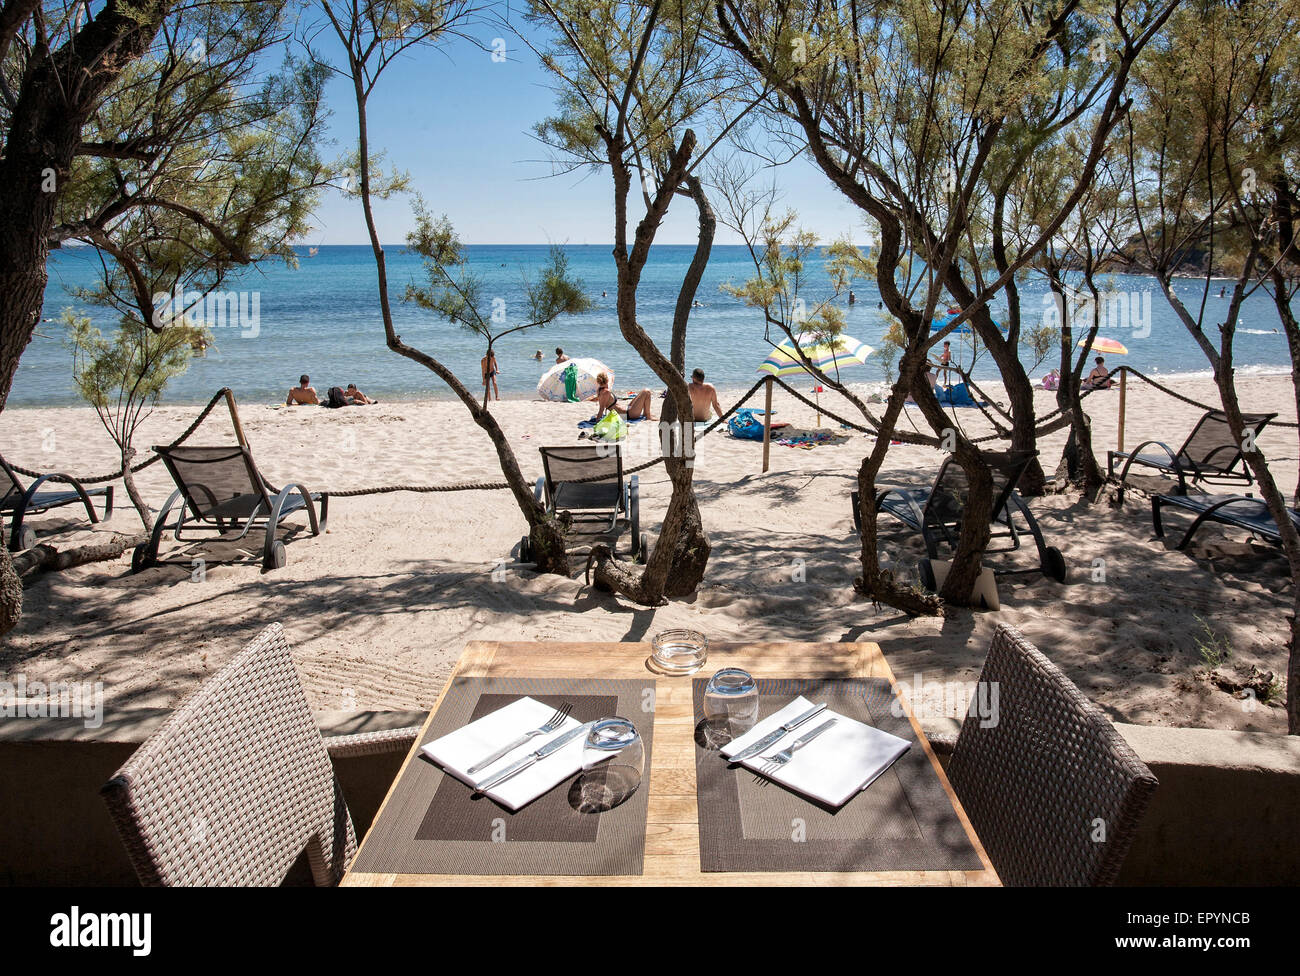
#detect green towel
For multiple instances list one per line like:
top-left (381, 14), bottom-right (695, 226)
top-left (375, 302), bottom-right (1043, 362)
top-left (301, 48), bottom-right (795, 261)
top-left (564, 363), bottom-right (579, 402)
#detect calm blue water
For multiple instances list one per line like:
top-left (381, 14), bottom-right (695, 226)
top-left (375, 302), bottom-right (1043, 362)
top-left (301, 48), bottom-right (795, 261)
top-left (9, 244), bottom-right (1297, 407)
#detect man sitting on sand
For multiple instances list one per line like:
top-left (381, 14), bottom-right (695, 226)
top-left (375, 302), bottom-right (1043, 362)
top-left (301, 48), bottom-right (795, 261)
top-left (345, 383), bottom-right (375, 405)
top-left (588, 372), bottom-right (655, 421)
top-left (688, 368), bottom-right (724, 421)
top-left (1083, 356), bottom-right (1114, 390)
top-left (287, 375), bottom-right (318, 405)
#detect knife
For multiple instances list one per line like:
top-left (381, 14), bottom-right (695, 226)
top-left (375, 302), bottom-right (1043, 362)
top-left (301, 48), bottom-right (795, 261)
top-left (473, 722), bottom-right (591, 794)
top-left (727, 702), bottom-right (828, 763)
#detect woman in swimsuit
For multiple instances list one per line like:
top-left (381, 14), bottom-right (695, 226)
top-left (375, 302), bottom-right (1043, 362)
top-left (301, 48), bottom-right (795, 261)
top-left (587, 372), bottom-right (655, 421)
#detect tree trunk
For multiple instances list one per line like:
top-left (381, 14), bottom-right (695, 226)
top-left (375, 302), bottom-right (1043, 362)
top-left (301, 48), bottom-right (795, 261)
top-left (0, 547), bottom-right (21, 635)
top-left (119, 447), bottom-right (152, 530)
top-left (13, 534), bottom-right (147, 581)
top-left (0, 5), bottom-right (167, 411)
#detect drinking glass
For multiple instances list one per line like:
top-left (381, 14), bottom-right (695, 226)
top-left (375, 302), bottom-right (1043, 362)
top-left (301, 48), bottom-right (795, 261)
top-left (576, 717), bottom-right (644, 812)
top-left (650, 628), bottom-right (708, 675)
top-left (703, 668), bottom-right (759, 740)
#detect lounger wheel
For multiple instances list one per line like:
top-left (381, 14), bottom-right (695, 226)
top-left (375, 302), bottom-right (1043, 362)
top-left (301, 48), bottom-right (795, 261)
top-left (520, 534), bottom-right (533, 563)
top-left (130, 545), bottom-right (153, 574)
top-left (632, 532), bottom-right (649, 564)
top-left (1043, 546), bottom-right (1068, 584)
top-left (12, 525), bottom-right (36, 552)
top-left (265, 541), bottom-right (287, 571)
top-left (850, 490), bottom-right (862, 536)
top-left (534, 477), bottom-right (545, 504)
top-left (919, 558), bottom-right (937, 592)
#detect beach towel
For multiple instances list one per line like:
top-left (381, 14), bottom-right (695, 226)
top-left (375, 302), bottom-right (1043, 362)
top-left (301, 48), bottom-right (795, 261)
top-left (935, 382), bottom-right (987, 408)
top-left (578, 415), bottom-right (647, 429)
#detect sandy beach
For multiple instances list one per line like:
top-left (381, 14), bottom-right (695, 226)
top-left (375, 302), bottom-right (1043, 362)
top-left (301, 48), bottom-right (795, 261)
top-left (0, 372), bottom-right (1294, 733)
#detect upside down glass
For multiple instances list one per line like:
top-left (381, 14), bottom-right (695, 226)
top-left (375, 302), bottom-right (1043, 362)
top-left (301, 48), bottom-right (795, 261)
top-left (650, 628), bottom-right (708, 675)
top-left (705, 667), bottom-right (759, 727)
top-left (576, 717), bottom-right (644, 812)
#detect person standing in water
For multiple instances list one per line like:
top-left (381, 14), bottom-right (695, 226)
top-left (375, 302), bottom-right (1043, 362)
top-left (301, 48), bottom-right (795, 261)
top-left (555, 347), bottom-right (570, 364)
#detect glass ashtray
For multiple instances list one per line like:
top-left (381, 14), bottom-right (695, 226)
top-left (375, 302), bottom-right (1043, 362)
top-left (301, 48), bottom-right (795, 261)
top-left (648, 629), bottom-right (709, 675)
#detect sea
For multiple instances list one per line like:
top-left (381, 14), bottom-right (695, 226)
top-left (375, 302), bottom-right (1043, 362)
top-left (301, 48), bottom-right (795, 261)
top-left (8, 243), bottom-right (1297, 408)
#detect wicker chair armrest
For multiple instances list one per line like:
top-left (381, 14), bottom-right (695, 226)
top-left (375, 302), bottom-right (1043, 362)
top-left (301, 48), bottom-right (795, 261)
top-left (926, 731), bottom-right (958, 757)
top-left (323, 726), bottom-right (422, 759)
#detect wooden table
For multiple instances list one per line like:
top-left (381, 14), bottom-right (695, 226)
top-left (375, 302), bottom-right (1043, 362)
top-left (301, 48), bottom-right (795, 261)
top-left (342, 640), bottom-right (1000, 886)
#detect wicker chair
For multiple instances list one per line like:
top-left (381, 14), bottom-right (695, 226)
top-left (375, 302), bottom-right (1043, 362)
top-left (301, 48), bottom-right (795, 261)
top-left (101, 623), bottom-right (421, 886)
top-left (945, 625), bottom-right (1158, 886)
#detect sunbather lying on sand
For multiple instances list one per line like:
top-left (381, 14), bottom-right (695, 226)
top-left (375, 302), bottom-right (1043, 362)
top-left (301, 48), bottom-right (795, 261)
top-left (345, 383), bottom-right (375, 404)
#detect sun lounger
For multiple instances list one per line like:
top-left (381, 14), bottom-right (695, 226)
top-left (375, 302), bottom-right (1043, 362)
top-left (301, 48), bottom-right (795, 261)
top-left (1151, 492), bottom-right (1300, 551)
top-left (852, 449), bottom-right (1068, 587)
top-left (529, 444), bottom-right (643, 562)
top-left (0, 453), bottom-right (113, 551)
top-left (131, 444), bottom-right (326, 573)
top-left (1109, 409), bottom-right (1275, 502)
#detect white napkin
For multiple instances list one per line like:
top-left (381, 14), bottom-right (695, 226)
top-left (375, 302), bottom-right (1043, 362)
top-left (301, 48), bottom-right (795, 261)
top-left (720, 695), bottom-right (911, 808)
top-left (422, 697), bottom-right (586, 811)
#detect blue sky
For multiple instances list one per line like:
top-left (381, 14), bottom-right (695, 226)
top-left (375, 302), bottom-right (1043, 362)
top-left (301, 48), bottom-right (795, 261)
top-left (306, 23), bottom-right (864, 246)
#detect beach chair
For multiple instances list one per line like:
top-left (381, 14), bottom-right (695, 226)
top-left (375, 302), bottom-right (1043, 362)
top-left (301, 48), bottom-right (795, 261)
top-left (101, 623), bottom-right (421, 886)
top-left (0, 453), bottom-right (113, 551)
top-left (131, 444), bottom-right (327, 573)
top-left (527, 444), bottom-right (643, 562)
top-left (852, 449), bottom-right (1068, 587)
top-left (1152, 492), bottom-right (1300, 551)
top-left (945, 625), bottom-right (1159, 885)
top-left (1108, 409), bottom-right (1275, 502)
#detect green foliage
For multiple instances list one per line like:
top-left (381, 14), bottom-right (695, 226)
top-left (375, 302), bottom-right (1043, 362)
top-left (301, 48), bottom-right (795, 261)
top-left (64, 310), bottom-right (210, 447)
top-left (53, 2), bottom-right (334, 327)
top-left (1193, 615), bottom-right (1233, 670)
top-left (403, 199), bottom-right (592, 342)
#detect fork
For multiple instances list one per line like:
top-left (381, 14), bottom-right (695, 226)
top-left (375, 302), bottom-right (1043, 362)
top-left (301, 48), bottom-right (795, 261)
top-left (756, 718), bottom-right (838, 786)
top-left (466, 702), bottom-right (573, 774)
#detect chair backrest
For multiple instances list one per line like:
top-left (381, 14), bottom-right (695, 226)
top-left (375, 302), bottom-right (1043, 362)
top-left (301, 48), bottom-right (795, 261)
top-left (1177, 410), bottom-right (1275, 475)
top-left (925, 449), bottom-right (1036, 533)
top-left (101, 623), bottom-right (356, 886)
top-left (0, 454), bottom-right (25, 508)
top-left (154, 444), bottom-right (271, 519)
top-left (539, 444), bottom-right (624, 496)
top-left (945, 625), bottom-right (1158, 886)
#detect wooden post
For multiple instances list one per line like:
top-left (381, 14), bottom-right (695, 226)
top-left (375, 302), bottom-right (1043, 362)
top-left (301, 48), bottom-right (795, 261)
top-left (762, 375), bottom-right (773, 473)
top-left (815, 387), bottom-right (821, 426)
top-left (1117, 369), bottom-right (1127, 453)
top-left (224, 388), bottom-right (250, 448)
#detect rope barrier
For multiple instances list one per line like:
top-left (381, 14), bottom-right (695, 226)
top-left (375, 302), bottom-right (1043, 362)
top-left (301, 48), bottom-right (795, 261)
top-left (8, 366), bottom-right (1293, 497)
top-left (5, 387), bottom-right (232, 483)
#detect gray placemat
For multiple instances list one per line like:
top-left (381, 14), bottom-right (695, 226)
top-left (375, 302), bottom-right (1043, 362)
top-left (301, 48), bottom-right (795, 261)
top-left (693, 677), bottom-right (982, 873)
top-left (350, 676), bottom-right (655, 876)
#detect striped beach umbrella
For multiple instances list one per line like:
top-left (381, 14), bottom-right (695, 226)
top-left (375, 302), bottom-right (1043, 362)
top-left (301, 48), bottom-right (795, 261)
top-left (1078, 336), bottom-right (1129, 355)
top-left (757, 333), bottom-right (874, 378)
